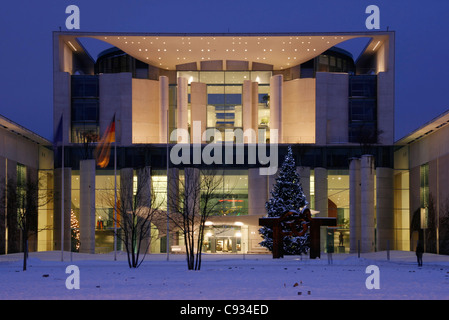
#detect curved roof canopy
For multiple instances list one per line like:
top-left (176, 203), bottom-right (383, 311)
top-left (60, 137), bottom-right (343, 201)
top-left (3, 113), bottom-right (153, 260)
top-left (58, 32), bottom-right (391, 71)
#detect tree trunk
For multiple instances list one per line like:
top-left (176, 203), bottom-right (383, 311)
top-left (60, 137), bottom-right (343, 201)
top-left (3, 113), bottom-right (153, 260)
top-left (23, 238), bottom-right (28, 271)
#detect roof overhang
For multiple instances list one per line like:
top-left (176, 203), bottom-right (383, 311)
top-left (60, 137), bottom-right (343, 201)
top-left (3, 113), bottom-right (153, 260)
top-left (57, 31), bottom-right (392, 70)
top-left (0, 114), bottom-right (51, 147)
top-left (395, 109), bottom-right (449, 146)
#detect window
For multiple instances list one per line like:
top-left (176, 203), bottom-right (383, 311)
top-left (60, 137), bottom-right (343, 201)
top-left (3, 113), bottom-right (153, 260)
top-left (420, 163), bottom-right (429, 209)
top-left (71, 75), bottom-right (100, 143)
top-left (178, 71), bottom-right (271, 142)
top-left (348, 75), bottom-right (377, 143)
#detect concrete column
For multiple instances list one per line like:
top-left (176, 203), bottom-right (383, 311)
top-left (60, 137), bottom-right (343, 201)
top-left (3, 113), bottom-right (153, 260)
top-left (137, 166), bottom-right (152, 207)
top-left (242, 80), bottom-right (254, 143)
top-left (53, 167), bottom-right (72, 252)
top-left (248, 168), bottom-right (268, 215)
top-left (297, 167), bottom-right (311, 206)
top-left (184, 167), bottom-right (200, 216)
top-left (190, 82), bottom-right (207, 143)
top-left (349, 158), bottom-right (361, 253)
top-left (314, 167), bottom-right (328, 217)
top-left (159, 76), bottom-right (169, 143)
top-left (241, 225), bottom-right (249, 254)
top-left (251, 81), bottom-right (259, 139)
top-left (120, 168), bottom-right (134, 210)
top-left (376, 167), bottom-right (394, 251)
top-left (269, 75), bottom-right (283, 143)
top-left (177, 77), bottom-right (188, 142)
top-left (79, 160), bottom-right (95, 254)
top-left (361, 155), bottom-right (375, 253)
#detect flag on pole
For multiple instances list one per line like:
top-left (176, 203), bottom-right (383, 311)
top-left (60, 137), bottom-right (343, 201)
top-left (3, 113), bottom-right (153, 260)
top-left (94, 114), bottom-right (116, 168)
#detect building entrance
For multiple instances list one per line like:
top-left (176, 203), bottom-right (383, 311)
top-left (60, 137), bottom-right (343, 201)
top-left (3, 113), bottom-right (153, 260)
top-left (204, 225), bottom-right (244, 253)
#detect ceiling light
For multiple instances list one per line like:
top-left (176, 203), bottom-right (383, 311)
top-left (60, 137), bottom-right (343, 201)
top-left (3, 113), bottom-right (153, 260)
top-left (67, 41), bottom-right (77, 51)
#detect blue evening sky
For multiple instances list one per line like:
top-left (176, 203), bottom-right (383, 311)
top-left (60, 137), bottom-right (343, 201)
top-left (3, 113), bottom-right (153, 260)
top-left (0, 0), bottom-right (448, 142)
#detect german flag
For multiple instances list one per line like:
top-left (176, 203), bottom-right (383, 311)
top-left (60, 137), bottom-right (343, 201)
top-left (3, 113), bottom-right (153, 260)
top-left (94, 114), bottom-right (115, 168)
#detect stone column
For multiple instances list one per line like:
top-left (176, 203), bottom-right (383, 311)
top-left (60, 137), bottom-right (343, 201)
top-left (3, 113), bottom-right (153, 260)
top-left (159, 76), bottom-right (169, 143)
top-left (190, 82), bottom-right (207, 143)
top-left (269, 74), bottom-right (283, 143)
top-left (79, 159), bottom-right (95, 254)
top-left (361, 155), bottom-right (375, 253)
top-left (376, 167), bottom-right (394, 251)
top-left (242, 80), bottom-right (254, 143)
top-left (349, 158), bottom-right (361, 253)
top-left (137, 166), bottom-right (152, 207)
top-left (248, 168), bottom-right (268, 215)
top-left (53, 167), bottom-right (72, 252)
top-left (251, 81), bottom-right (259, 140)
top-left (314, 167), bottom-right (328, 217)
top-left (184, 167), bottom-right (200, 215)
top-left (177, 77), bottom-right (188, 142)
top-left (120, 168), bottom-right (134, 210)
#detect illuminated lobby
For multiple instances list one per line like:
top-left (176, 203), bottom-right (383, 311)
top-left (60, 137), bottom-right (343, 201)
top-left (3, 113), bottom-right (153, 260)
top-left (51, 31), bottom-right (400, 255)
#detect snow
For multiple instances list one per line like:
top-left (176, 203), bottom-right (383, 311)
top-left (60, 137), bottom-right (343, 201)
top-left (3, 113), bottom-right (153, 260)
top-left (0, 250), bottom-right (448, 301)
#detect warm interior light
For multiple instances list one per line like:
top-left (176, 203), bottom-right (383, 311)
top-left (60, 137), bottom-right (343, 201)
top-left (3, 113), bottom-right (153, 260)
top-left (67, 41), bottom-right (77, 52)
top-left (372, 41), bottom-right (381, 51)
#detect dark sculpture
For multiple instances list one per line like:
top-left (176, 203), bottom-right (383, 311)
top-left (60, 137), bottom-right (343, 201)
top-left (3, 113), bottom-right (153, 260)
top-left (259, 208), bottom-right (336, 259)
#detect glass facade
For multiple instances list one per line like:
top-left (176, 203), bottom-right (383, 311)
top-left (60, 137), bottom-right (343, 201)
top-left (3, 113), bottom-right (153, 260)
top-left (95, 48), bottom-right (149, 79)
top-left (327, 170), bottom-right (350, 252)
top-left (37, 170), bottom-right (54, 252)
top-left (71, 75), bottom-right (100, 143)
top-left (348, 75), bottom-right (378, 144)
top-left (177, 71), bottom-right (271, 142)
top-left (394, 169), bottom-right (410, 250)
top-left (300, 47), bottom-right (355, 78)
top-left (206, 169), bottom-right (248, 216)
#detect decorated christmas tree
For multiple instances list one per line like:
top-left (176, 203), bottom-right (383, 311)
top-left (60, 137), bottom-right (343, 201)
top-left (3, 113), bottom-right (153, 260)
top-left (71, 209), bottom-right (80, 252)
top-left (259, 146), bottom-right (310, 255)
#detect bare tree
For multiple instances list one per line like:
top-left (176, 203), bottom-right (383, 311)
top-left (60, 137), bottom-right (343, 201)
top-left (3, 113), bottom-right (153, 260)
top-left (168, 168), bottom-right (225, 271)
top-left (1, 176), bottom-right (53, 271)
top-left (105, 167), bottom-right (163, 268)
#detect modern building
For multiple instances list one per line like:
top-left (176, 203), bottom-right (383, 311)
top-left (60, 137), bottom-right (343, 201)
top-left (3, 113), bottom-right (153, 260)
top-left (52, 31), bottom-right (396, 255)
top-left (0, 114), bottom-right (53, 254)
top-left (395, 110), bottom-right (449, 255)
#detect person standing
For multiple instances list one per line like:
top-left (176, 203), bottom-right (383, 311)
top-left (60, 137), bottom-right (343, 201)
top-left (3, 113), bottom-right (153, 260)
top-left (416, 241), bottom-right (424, 267)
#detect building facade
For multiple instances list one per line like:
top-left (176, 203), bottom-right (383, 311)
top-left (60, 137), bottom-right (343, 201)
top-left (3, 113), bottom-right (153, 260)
top-left (395, 110), bottom-right (449, 255)
top-left (0, 114), bottom-right (53, 254)
top-left (52, 31), bottom-right (397, 255)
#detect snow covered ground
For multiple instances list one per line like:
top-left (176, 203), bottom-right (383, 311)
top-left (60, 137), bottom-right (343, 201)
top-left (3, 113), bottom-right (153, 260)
top-left (0, 250), bottom-right (448, 302)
